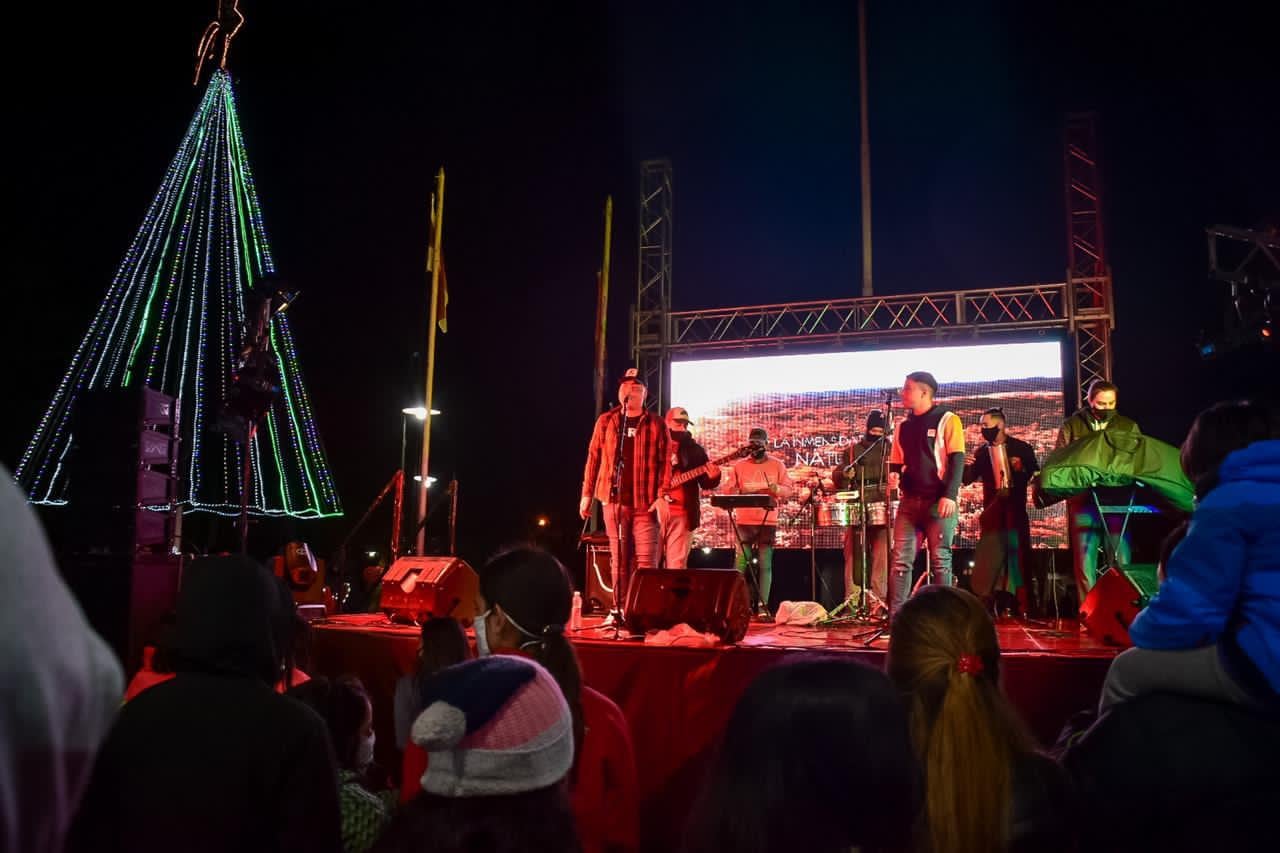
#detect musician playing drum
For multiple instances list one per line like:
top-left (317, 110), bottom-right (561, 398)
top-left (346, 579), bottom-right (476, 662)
top-left (656, 407), bottom-right (722, 569)
top-left (832, 410), bottom-right (890, 610)
top-left (720, 427), bottom-right (794, 617)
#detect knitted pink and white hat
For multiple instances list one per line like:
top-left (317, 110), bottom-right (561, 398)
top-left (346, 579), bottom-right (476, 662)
top-left (410, 656), bottom-right (573, 797)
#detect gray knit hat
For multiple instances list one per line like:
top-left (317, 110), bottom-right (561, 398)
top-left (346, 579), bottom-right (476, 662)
top-left (410, 656), bottom-right (573, 797)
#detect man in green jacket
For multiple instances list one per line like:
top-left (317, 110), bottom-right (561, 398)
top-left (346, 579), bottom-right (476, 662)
top-left (1056, 380), bottom-right (1142, 602)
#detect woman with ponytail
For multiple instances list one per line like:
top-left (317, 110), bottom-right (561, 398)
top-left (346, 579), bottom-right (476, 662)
top-left (887, 586), bottom-right (1072, 853)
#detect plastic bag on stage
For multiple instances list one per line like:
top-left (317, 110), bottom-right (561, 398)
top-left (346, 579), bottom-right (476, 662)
top-left (774, 601), bottom-right (828, 626)
top-left (643, 623), bottom-right (720, 647)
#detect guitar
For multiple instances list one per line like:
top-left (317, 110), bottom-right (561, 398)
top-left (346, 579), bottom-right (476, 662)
top-left (670, 446), bottom-right (750, 488)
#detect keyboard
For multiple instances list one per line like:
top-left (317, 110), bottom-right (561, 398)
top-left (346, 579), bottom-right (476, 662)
top-left (710, 494), bottom-right (777, 509)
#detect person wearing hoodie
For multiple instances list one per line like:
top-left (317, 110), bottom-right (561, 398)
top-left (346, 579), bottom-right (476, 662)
top-left (67, 555), bottom-right (343, 853)
top-left (1100, 399), bottom-right (1280, 710)
top-left (1054, 379), bottom-right (1142, 598)
top-left (0, 465), bottom-right (123, 853)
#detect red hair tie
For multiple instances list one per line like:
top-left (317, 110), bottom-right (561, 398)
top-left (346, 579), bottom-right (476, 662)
top-left (956, 654), bottom-right (984, 676)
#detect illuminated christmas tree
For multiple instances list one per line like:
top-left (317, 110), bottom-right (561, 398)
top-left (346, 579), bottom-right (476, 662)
top-left (16, 69), bottom-right (342, 519)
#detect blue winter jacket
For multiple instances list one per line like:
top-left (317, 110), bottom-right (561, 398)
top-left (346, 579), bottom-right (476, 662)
top-left (1129, 439), bottom-right (1280, 696)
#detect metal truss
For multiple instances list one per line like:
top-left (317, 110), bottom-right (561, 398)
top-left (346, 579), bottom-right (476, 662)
top-left (667, 284), bottom-right (1070, 352)
top-left (636, 115), bottom-right (1115, 409)
top-left (1065, 113), bottom-right (1115, 407)
top-left (633, 159), bottom-right (673, 409)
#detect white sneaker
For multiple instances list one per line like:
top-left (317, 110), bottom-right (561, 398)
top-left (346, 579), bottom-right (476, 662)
top-left (600, 610), bottom-right (623, 628)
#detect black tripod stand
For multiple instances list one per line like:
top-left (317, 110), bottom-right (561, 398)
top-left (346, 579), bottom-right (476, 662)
top-left (730, 507), bottom-right (770, 618)
top-left (825, 465), bottom-right (891, 620)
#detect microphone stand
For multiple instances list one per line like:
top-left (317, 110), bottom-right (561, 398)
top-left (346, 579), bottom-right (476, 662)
top-left (825, 435), bottom-right (888, 625)
top-left (799, 477), bottom-right (823, 602)
top-left (861, 393), bottom-right (898, 645)
top-left (606, 396), bottom-right (631, 637)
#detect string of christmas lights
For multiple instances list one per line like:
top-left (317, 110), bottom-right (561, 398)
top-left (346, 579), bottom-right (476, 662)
top-left (15, 70), bottom-right (341, 519)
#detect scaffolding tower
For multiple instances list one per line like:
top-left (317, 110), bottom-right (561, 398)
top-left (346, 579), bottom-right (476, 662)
top-left (632, 159), bottom-right (673, 410)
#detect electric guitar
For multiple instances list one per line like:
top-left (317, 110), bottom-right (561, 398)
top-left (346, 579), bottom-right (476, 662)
top-left (670, 446), bottom-right (750, 488)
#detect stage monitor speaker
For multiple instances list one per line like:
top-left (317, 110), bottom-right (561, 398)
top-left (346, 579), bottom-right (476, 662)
top-left (1080, 568), bottom-right (1146, 647)
top-left (583, 535), bottom-right (614, 615)
top-left (381, 557), bottom-right (478, 623)
top-left (623, 569), bottom-right (751, 643)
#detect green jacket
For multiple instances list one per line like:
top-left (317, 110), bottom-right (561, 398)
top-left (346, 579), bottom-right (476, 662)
top-left (1037, 430), bottom-right (1195, 513)
top-left (1055, 408), bottom-right (1141, 451)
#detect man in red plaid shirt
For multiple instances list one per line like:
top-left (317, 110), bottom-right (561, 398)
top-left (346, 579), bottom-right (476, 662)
top-left (580, 369), bottom-right (670, 621)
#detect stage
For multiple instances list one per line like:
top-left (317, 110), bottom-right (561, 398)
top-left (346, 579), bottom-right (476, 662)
top-left (311, 612), bottom-right (1118, 852)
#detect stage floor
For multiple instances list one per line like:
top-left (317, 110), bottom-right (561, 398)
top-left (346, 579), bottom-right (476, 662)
top-left (311, 612), bottom-right (1117, 852)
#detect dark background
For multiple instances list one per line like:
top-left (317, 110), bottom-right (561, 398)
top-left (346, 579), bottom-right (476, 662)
top-left (5, 1), bottom-right (1276, 569)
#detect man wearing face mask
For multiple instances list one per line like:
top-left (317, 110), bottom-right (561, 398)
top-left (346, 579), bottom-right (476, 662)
top-left (964, 408), bottom-right (1040, 613)
top-left (580, 368), bottom-right (670, 622)
top-left (658, 407), bottom-right (722, 569)
top-left (721, 427), bottom-right (794, 617)
top-left (832, 410), bottom-right (890, 607)
top-left (1055, 379), bottom-right (1141, 598)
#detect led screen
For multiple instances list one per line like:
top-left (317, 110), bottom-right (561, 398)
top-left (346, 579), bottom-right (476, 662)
top-left (669, 341), bottom-right (1068, 550)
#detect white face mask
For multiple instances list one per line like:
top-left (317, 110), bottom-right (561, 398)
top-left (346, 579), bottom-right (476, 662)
top-left (355, 730), bottom-right (375, 770)
top-left (474, 608), bottom-right (493, 657)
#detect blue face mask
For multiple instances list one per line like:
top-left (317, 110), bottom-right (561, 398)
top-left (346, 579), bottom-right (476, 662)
top-left (474, 608), bottom-right (493, 657)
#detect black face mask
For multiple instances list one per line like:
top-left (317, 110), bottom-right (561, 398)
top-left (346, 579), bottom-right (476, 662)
top-left (1090, 408), bottom-right (1116, 424)
top-left (669, 429), bottom-right (690, 441)
top-left (981, 426), bottom-right (1001, 443)
top-left (750, 444), bottom-right (767, 460)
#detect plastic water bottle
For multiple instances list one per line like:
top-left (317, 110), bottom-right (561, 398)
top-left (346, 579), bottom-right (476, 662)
top-left (570, 591), bottom-right (583, 631)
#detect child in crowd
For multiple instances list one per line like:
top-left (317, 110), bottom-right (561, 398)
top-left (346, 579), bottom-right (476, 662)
top-left (1101, 399), bottom-right (1280, 710)
top-left (291, 676), bottom-right (395, 853)
top-left (374, 656), bottom-right (580, 853)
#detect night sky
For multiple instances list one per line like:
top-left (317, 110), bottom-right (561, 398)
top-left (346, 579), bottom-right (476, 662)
top-left (6, 1), bottom-right (1276, 567)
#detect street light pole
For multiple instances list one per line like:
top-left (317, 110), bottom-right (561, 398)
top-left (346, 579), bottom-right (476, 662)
top-left (401, 406), bottom-right (440, 554)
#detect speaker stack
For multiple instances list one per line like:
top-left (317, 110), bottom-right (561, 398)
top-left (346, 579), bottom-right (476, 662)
top-left (61, 386), bottom-right (183, 669)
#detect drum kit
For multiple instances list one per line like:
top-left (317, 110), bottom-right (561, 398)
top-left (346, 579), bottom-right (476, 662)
top-left (815, 491), bottom-right (898, 528)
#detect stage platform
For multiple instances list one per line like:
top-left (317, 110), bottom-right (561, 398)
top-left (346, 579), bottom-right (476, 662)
top-left (311, 613), bottom-right (1119, 852)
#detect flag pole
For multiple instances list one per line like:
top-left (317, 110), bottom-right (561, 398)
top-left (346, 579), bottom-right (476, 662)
top-left (594, 196), bottom-right (613, 416)
top-left (858, 0), bottom-right (874, 296)
top-left (417, 168), bottom-right (445, 555)
top-left (588, 196), bottom-right (613, 536)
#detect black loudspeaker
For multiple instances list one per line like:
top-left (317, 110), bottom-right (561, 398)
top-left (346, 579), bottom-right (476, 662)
top-left (381, 557), bottom-right (479, 623)
top-left (68, 386), bottom-right (181, 553)
top-left (623, 569), bottom-right (752, 643)
top-left (59, 386), bottom-right (183, 669)
top-left (582, 533), bottom-right (614, 615)
top-left (59, 552), bottom-right (182, 670)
